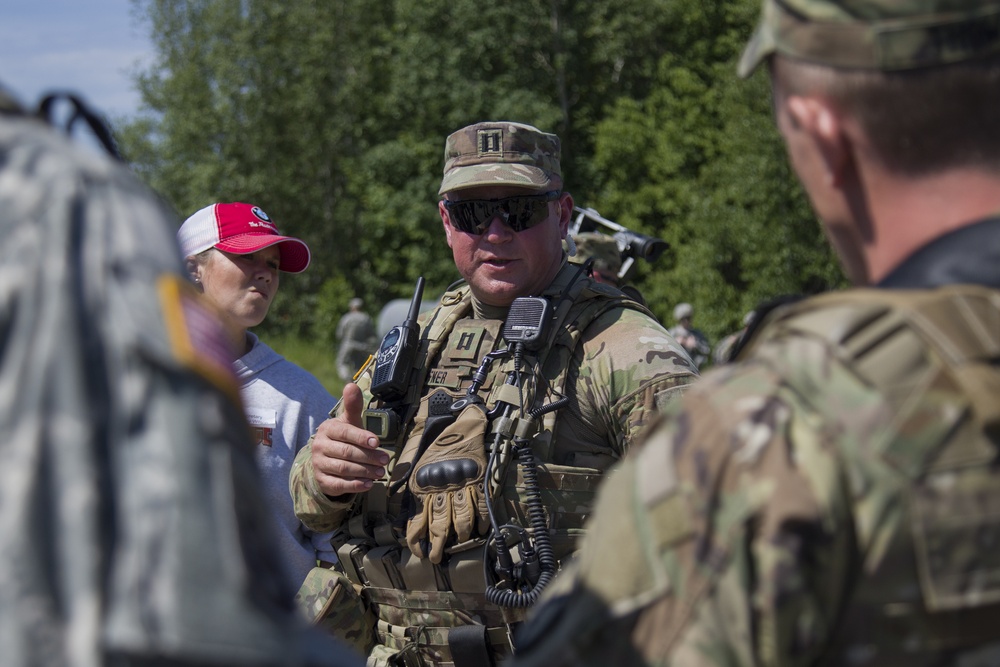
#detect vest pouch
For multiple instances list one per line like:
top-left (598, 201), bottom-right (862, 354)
top-left (295, 566), bottom-right (376, 658)
top-left (363, 545), bottom-right (407, 590)
top-left (912, 466), bottom-right (1000, 612)
top-left (369, 640), bottom-right (424, 667)
top-left (503, 463), bottom-right (605, 536)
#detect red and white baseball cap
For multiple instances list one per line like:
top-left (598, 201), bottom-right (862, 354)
top-left (177, 202), bottom-right (311, 273)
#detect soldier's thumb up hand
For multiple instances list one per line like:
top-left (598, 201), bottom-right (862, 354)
top-left (340, 381), bottom-right (365, 428)
top-left (310, 382), bottom-right (390, 496)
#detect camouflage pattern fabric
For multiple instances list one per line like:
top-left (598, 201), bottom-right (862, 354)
top-left (568, 232), bottom-right (622, 278)
top-left (0, 100), bottom-right (360, 666)
top-left (711, 329), bottom-right (744, 366)
top-left (740, 0), bottom-right (1000, 76)
top-left (438, 121), bottom-right (561, 195)
top-left (513, 287), bottom-right (1000, 667)
top-left (297, 567), bottom-right (377, 658)
top-left (290, 262), bottom-right (699, 665)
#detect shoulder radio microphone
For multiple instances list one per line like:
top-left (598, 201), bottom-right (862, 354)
top-left (502, 296), bottom-right (552, 351)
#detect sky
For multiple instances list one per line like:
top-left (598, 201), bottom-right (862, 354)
top-left (0, 0), bottom-right (154, 121)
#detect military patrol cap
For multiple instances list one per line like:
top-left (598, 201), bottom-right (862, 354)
top-left (739, 0), bottom-right (1000, 77)
top-left (568, 232), bottom-right (622, 275)
top-left (438, 121), bottom-right (562, 195)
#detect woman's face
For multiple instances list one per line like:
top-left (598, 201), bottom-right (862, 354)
top-left (193, 246), bottom-right (281, 331)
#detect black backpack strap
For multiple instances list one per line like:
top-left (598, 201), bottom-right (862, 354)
top-left (36, 92), bottom-right (122, 161)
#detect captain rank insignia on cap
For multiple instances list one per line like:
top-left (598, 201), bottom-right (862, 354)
top-left (479, 128), bottom-right (504, 155)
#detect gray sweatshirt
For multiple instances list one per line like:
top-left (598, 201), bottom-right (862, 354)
top-left (235, 333), bottom-right (337, 588)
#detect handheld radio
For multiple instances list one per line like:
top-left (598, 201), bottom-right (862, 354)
top-left (370, 276), bottom-right (424, 403)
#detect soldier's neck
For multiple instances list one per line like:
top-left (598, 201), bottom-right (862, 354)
top-left (471, 298), bottom-right (509, 321)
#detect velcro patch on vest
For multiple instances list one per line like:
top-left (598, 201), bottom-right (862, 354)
top-left (426, 368), bottom-right (465, 389)
top-left (443, 319), bottom-right (502, 363)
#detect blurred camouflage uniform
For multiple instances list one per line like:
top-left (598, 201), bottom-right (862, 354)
top-left (291, 121), bottom-right (699, 666)
top-left (568, 232), bottom-right (621, 282)
top-left (568, 231), bottom-right (649, 307)
top-left (0, 88), bottom-right (359, 666)
top-left (711, 310), bottom-right (755, 366)
top-left (337, 298), bottom-right (377, 382)
top-left (513, 2), bottom-right (1000, 666)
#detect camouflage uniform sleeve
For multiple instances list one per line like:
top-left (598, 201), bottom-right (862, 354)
top-left (575, 308), bottom-right (699, 455)
top-left (290, 366), bottom-right (376, 533)
top-left (290, 440), bottom-right (357, 533)
top-left (516, 351), bottom-right (857, 667)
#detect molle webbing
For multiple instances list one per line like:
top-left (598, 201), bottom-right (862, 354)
top-left (398, 291), bottom-right (476, 422)
top-left (339, 278), bottom-right (654, 664)
top-left (375, 616), bottom-right (510, 667)
top-left (354, 279), bottom-right (648, 543)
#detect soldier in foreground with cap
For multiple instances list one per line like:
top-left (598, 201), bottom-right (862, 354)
top-left (0, 88), bottom-right (358, 665)
top-left (289, 121), bottom-right (698, 666)
top-left (513, 1), bottom-right (1000, 665)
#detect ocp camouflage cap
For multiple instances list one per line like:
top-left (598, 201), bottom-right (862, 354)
top-left (739, 0), bottom-right (1000, 77)
top-left (439, 121), bottom-right (562, 195)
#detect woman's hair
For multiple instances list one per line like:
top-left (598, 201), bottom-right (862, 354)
top-left (773, 54), bottom-right (1000, 177)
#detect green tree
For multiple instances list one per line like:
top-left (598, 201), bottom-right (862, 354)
top-left (584, 0), bottom-right (845, 340)
top-left (120, 0), bottom-right (846, 348)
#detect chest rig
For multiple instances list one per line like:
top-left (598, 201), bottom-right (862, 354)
top-left (743, 285), bottom-right (1000, 658)
top-left (333, 271), bottom-right (652, 665)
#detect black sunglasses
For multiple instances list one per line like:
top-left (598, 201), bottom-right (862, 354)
top-left (444, 191), bottom-right (561, 234)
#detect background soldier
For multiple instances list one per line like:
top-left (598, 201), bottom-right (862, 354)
top-left (514, 1), bottom-right (1000, 665)
top-left (290, 121), bottom-right (698, 665)
top-left (667, 302), bottom-right (711, 369)
top-left (0, 86), bottom-right (358, 666)
top-left (568, 231), bottom-right (649, 306)
top-left (337, 297), bottom-right (377, 382)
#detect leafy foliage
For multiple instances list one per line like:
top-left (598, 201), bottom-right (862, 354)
top-left (121, 0), bottom-right (845, 346)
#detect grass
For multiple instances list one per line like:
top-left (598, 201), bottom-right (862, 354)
top-left (266, 332), bottom-right (347, 398)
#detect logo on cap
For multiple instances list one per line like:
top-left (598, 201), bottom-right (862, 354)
top-left (249, 206), bottom-right (277, 231)
top-left (478, 129), bottom-right (504, 156)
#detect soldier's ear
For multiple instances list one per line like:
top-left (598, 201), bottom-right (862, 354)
top-left (786, 95), bottom-right (853, 188)
top-left (556, 192), bottom-right (574, 236)
top-left (439, 200), bottom-right (456, 249)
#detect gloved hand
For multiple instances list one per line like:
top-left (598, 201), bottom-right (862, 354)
top-left (405, 405), bottom-right (491, 563)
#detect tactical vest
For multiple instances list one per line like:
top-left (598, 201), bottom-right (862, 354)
top-left (741, 285), bottom-right (1000, 662)
top-left (335, 274), bottom-right (652, 666)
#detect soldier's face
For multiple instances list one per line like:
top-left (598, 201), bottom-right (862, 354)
top-left (440, 186), bottom-right (572, 307)
top-left (194, 246), bottom-right (280, 331)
